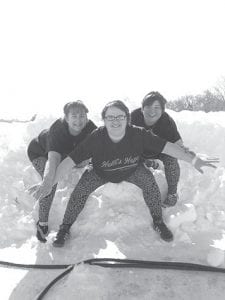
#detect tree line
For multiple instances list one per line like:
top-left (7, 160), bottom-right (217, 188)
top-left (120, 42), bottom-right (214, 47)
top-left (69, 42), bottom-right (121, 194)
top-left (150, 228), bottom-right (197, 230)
top-left (167, 76), bottom-right (225, 112)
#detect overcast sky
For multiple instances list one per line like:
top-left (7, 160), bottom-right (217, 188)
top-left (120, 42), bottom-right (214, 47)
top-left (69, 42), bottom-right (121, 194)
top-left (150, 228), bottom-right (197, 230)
top-left (1, 0), bottom-right (225, 117)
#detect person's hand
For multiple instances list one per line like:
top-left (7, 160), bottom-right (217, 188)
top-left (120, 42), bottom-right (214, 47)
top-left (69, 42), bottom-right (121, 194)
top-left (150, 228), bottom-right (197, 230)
top-left (28, 180), bottom-right (53, 200)
top-left (193, 156), bottom-right (220, 174)
top-left (28, 183), bottom-right (40, 195)
top-left (144, 159), bottom-right (159, 170)
top-left (75, 159), bottom-right (91, 169)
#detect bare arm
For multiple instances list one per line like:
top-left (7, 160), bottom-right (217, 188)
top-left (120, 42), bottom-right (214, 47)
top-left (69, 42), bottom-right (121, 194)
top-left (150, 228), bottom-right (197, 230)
top-left (175, 139), bottom-right (196, 156)
top-left (29, 151), bottom-right (61, 200)
top-left (162, 142), bottom-right (219, 173)
top-left (29, 155), bottom-right (76, 200)
top-left (53, 156), bottom-right (76, 184)
top-left (162, 142), bottom-right (193, 163)
top-left (43, 151), bottom-right (61, 184)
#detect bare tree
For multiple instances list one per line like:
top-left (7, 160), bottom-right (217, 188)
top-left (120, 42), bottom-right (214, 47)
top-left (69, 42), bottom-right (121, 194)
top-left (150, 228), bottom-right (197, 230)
top-left (213, 76), bottom-right (225, 102)
top-left (0, 114), bottom-right (37, 123)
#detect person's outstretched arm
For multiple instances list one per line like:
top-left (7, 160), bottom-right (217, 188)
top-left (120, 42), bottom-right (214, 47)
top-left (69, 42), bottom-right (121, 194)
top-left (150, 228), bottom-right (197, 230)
top-left (29, 155), bottom-right (75, 201)
top-left (29, 151), bottom-right (61, 200)
top-left (53, 156), bottom-right (76, 184)
top-left (162, 142), bottom-right (219, 173)
top-left (43, 151), bottom-right (61, 184)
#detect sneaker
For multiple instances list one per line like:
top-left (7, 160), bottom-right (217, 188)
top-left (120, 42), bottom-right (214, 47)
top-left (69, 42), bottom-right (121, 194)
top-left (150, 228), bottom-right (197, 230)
top-left (153, 220), bottom-right (173, 242)
top-left (36, 221), bottom-right (48, 243)
top-left (162, 193), bottom-right (178, 208)
top-left (53, 224), bottom-right (70, 248)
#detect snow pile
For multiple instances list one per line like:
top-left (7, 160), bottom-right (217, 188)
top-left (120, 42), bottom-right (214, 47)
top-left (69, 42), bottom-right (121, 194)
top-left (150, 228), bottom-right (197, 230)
top-left (0, 110), bottom-right (225, 299)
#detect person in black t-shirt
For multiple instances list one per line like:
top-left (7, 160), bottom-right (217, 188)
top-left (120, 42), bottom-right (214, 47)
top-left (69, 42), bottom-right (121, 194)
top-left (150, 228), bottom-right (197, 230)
top-left (131, 91), bottom-right (187, 207)
top-left (29, 100), bottom-right (218, 247)
top-left (27, 100), bottom-right (97, 242)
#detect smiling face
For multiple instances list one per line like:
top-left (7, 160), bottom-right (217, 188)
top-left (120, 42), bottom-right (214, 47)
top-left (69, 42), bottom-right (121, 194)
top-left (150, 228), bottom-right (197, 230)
top-left (104, 106), bottom-right (128, 141)
top-left (142, 100), bottom-right (163, 126)
top-left (65, 108), bottom-right (88, 135)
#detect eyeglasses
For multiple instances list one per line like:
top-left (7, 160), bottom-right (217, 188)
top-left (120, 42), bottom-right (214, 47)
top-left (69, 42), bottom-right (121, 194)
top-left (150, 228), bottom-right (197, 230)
top-left (104, 115), bottom-right (127, 121)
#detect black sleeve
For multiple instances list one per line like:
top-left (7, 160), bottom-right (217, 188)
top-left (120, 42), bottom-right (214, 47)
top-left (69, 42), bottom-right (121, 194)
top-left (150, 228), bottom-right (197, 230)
top-left (152, 113), bottom-right (181, 143)
top-left (27, 135), bottom-right (48, 161)
top-left (162, 115), bottom-right (181, 142)
top-left (131, 108), bottom-right (144, 127)
top-left (68, 129), bottom-right (98, 164)
top-left (48, 120), bottom-right (68, 154)
top-left (142, 128), bottom-right (167, 154)
top-left (87, 120), bottom-right (98, 131)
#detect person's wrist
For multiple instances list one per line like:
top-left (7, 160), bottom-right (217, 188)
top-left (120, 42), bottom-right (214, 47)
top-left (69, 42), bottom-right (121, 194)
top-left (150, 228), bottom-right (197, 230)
top-left (191, 155), bottom-right (198, 166)
top-left (43, 176), bottom-right (53, 185)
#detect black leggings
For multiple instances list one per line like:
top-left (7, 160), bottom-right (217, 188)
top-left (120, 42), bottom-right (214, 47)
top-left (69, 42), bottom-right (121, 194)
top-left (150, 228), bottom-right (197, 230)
top-left (156, 154), bottom-right (180, 195)
top-left (62, 164), bottom-right (162, 226)
top-left (31, 157), bottom-right (57, 223)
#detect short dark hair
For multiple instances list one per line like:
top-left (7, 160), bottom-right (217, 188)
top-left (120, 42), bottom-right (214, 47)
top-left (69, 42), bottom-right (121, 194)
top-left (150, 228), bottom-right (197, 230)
top-left (101, 100), bottom-right (130, 123)
top-left (142, 91), bottom-right (167, 111)
top-left (63, 100), bottom-right (89, 116)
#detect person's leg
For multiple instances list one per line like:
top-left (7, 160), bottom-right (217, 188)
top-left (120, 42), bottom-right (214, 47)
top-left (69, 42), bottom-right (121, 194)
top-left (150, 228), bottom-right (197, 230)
top-left (158, 153), bottom-right (180, 207)
top-left (126, 164), bottom-right (173, 242)
top-left (31, 157), bottom-right (57, 242)
top-left (53, 169), bottom-right (106, 247)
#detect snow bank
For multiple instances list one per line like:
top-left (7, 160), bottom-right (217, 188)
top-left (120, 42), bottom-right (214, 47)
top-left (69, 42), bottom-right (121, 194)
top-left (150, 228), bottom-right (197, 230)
top-left (1, 110), bottom-right (225, 299)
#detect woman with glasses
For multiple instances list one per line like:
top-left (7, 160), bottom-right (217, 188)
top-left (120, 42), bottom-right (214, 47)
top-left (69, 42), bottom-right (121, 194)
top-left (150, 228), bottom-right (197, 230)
top-left (34, 100), bottom-right (218, 247)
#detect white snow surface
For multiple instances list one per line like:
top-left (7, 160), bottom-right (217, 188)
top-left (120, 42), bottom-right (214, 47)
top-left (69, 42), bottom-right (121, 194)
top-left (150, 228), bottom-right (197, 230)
top-left (1, 110), bottom-right (225, 299)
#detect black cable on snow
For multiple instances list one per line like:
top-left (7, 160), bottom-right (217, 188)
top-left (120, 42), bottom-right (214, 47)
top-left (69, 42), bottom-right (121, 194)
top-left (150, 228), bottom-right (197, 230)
top-left (0, 260), bottom-right (70, 269)
top-left (85, 258), bottom-right (225, 273)
top-left (1, 258), bottom-right (225, 300)
top-left (1, 258), bottom-right (225, 274)
top-left (35, 265), bottom-right (74, 300)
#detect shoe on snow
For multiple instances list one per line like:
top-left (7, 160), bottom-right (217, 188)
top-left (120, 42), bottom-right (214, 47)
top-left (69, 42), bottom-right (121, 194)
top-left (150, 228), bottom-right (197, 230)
top-left (162, 193), bottom-right (178, 208)
top-left (153, 220), bottom-right (173, 242)
top-left (53, 224), bottom-right (70, 248)
top-left (36, 221), bottom-right (48, 243)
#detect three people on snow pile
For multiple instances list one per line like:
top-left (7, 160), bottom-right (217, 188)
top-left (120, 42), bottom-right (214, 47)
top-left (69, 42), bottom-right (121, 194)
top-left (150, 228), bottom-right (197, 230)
top-left (28, 97), bottom-right (219, 247)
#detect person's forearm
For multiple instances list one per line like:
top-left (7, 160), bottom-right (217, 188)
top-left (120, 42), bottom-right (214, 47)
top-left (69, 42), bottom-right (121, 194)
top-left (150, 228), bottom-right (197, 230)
top-left (53, 156), bottom-right (76, 184)
top-left (43, 151), bottom-right (61, 183)
top-left (43, 161), bottom-right (56, 183)
top-left (162, 142), bottom-right (195, 164)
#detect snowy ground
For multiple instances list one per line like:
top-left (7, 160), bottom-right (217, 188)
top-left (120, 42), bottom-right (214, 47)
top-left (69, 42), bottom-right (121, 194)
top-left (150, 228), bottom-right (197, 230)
top-left (1, 110), bottom-right (225, 299)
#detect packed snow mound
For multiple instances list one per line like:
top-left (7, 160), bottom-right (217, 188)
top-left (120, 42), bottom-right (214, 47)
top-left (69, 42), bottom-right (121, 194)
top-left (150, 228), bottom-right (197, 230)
top-left (0, 111), bottom-right (225, 258)
top-left (1, 110), bottom-right (225, 299)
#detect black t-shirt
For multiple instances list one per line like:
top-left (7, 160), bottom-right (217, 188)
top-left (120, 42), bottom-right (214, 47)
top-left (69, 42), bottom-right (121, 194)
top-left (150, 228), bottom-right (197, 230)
top-left (68, 125), bottom-right (166, 183)
top-left (27, 119), bottom-right (97, 161)
top-left (131, 108), bottom-right (181, 158)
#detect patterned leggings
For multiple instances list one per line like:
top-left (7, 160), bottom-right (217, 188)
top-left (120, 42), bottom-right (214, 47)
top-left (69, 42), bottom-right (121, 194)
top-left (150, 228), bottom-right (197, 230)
top-left (31, 157), bottom-right (57, 223)
top-left (157, 154), bottom-right (180, 195)
top-left (62, 164), bottom-right (162, 226)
